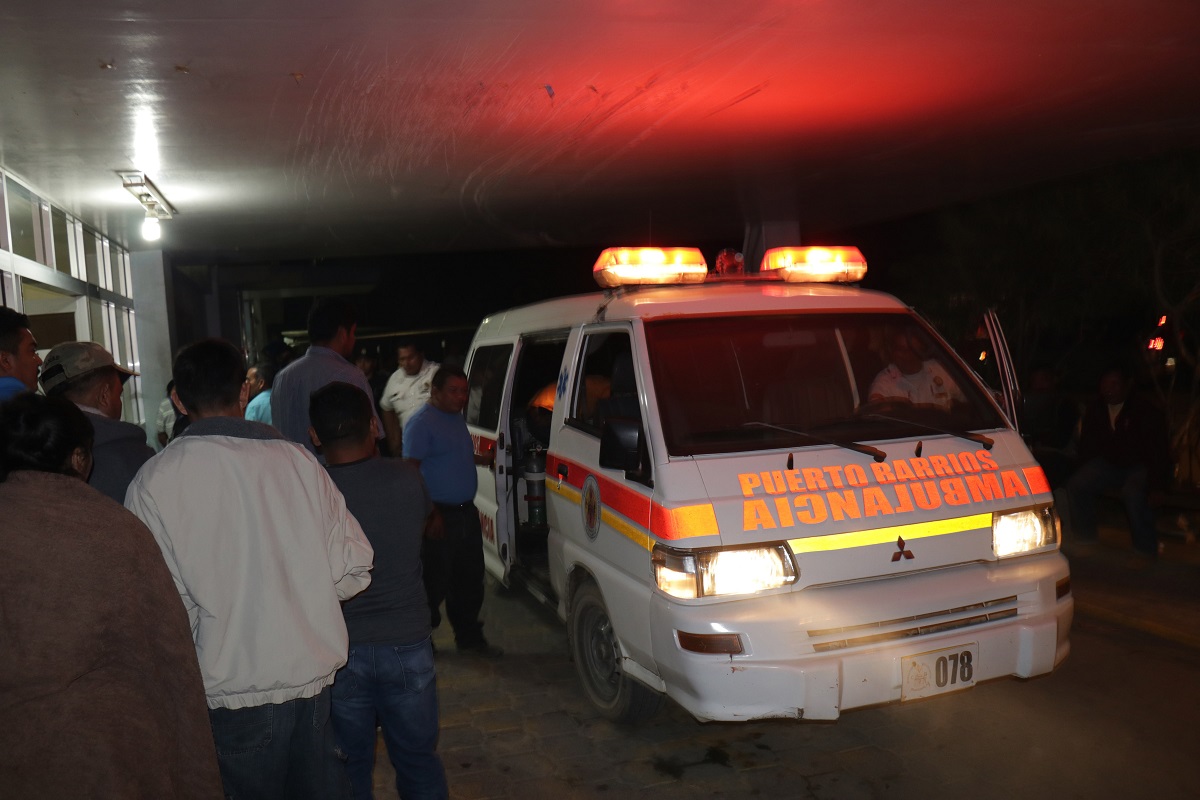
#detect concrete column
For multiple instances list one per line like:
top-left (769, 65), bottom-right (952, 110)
top-left (131, 249), bottom-right (174, 447)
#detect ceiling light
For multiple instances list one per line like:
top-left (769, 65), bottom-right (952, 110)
top-left (120, 171), bottom-right (176, 241)
top-left (141, 214), bottom-right (162, 241)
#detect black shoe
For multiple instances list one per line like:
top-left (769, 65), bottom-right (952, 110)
top-left (457, 641), bottom-right (504, 658)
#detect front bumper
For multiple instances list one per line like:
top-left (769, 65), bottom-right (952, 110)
top-left (649, 553), bottom-right (1073, 722)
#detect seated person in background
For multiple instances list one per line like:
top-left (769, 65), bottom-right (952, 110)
top-left (868, 331), bottom-right (964, 411)
top-left (1022, 365), bottom-right (1080, 488)
top-left (1066, 363), bottom-right (1170, 557)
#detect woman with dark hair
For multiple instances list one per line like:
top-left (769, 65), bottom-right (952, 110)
top-left (0, 394), bottom-right (222, 799)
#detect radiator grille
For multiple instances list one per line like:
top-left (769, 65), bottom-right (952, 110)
top-left (808, 596), bottom-right (1018, 652)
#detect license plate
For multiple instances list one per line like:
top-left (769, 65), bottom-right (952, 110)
top-left (901, 643), bottom-right (979, 701)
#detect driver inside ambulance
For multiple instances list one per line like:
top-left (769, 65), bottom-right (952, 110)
top-left (868, 330), bottom-right (965, 411)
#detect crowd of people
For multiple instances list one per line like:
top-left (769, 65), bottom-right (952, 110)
top-left (0, 297), bottom-right (1181, 796)
top-left (0, 300), bottom-right (504, 799)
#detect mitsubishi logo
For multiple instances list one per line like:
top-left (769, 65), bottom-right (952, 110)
top-left (891, 536), bottom-right (914, 562)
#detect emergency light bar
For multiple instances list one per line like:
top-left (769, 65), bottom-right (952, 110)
top-left (759, 246), bottom-right (867, 283)
top-left (593, 247), bottom-right (708, 288)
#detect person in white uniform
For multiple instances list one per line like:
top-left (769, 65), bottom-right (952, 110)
top-left (868, 331), bottom-right (964, 411)
top-left (380, 341), bottom-right (438, 457)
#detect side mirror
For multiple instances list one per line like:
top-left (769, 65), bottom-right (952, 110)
top-left (599, 417), bottom-right (653, 487)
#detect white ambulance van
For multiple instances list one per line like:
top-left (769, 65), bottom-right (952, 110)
top-left (464, 245), bottom-right (1072, 723)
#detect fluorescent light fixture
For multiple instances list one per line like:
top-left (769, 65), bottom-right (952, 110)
top-left (120, 171), bottom-right (176, 240)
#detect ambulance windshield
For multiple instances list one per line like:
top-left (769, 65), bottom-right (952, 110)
top-left (644, 313), bottom-right (1006, 457)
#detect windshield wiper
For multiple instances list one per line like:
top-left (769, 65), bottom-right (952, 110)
top-left (860, 413), bottom-right (994, 449)
top-left (744, 421), bottom-right (887, 462)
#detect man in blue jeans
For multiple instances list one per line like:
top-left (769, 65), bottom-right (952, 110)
top-left (126, 340), bottom-right (374, 800)
top-left (311, 381), bottom-right (448, 800)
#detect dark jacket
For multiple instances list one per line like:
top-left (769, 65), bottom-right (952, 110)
top-left (1077, 389), bottom-right (1171, 490)
top-left (84, 410), bottom-right (155, 503)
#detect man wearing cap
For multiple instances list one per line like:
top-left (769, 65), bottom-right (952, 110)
top-left (41, 341), bottom-right (154, 503)
top-left (0, 307), bottom-right (43, 403)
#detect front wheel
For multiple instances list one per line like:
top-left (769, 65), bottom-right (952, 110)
top-left (569, 581), bottom-right (663, 724)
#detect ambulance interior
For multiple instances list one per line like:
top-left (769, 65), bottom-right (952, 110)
top-left (504, 335), bottom-right (572, 585)
top-left (643, 313), bottom-right (1005, 457)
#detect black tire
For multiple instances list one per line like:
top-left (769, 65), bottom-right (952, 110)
top-left (569, 580), bottom-right (663, 724)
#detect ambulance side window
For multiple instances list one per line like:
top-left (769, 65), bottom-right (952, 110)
top-left (567, 331), bottom-right (638, 436)
top-left (466, 344), bottom-right (513, 431)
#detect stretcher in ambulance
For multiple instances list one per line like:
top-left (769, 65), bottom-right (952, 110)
top-left (464, 246), bottom-right (1072, 723)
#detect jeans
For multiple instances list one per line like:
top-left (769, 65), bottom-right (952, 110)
top-left (422, 503), bottom-right (487, 648)
top-left (331, 639), bottom-right (447, 800)
top-left (1067, 458), bottom-right (1159, 556)
top-left (207, 685), bottom-right (350, 800)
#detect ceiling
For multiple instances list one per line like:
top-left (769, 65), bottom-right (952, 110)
top-left (3, 0), bottom-right (1200, 263)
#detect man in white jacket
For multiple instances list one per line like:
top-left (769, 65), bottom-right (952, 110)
top-left (126, 338), bottom-right (374, 800)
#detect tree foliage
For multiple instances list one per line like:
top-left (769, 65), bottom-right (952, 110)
top-left (882, 151), bottom-right (1200, 486)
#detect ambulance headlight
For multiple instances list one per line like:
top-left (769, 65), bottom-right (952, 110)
top-left (992, 505), bottom-right (1059, 558)
top-left (652, 543), bottom-right (797, 599)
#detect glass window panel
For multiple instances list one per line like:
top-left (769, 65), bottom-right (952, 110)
top-left (109, 241), bottom-right (123, 295)
top-left (122, 252), bottom-right (132, 299)
top-left (114, 304), bottom-right (130, 365)
top-left (106, 302), bottom-right (117, 350)
top-left (568, 331), bottom-right (634, 435)
top-left (88, 298), bottom-right (105, 344)
top-left (127, 309), bottom-right (143, 422)
top-left (114, 309), bottom-right (135, 423)
top-left (99, 238), bottom-right (112, 291)
top-left (6, 182), bottom-right (39, 261)
top-left (51, 208), bottom-right (74, 275)
top-left (465, 343), bottom-right (513, 431)
top-left (82, 229), bottom-right (101, 286)
top-left (74, 227), bottom-right (87, 280)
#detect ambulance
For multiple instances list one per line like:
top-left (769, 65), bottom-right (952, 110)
top-left (464, 245), bottom-right (1072, 723)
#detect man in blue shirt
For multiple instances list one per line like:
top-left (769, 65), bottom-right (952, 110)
top-left (0, 307), bottom-right (42, 403)
top-left (404, 366), bottom-right (501, 657)
top-left (271, 298), bottom-right (381, 456)
top-left (243, 360), bottom-right (276, 425)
